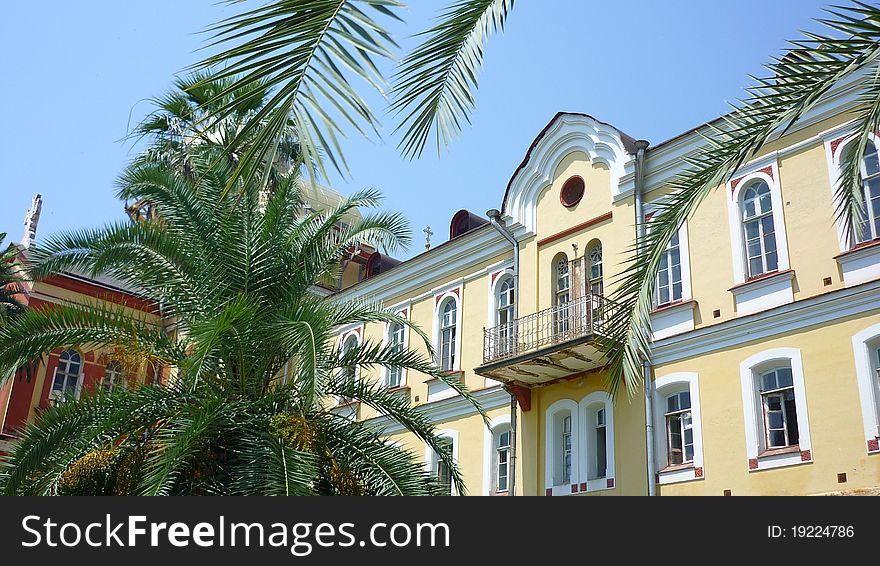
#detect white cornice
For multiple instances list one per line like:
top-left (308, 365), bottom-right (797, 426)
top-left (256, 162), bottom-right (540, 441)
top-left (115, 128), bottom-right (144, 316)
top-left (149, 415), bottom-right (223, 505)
top-left (620, 70), bottom-right (868, 203)
top-left (503, 114), bottom-right (633, 236)
top-left (365, 385), bottom-right (510, 434)
top-left (332, 226), bottom-right (510, 306)
top-left (652, 279), bottom-right (880, 366)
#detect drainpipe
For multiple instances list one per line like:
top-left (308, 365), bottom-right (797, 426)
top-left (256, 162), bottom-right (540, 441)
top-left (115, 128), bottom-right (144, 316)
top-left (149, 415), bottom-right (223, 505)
top-left (633, 139), bottom-right (656, 496)
top-left (486, 208), bottom-right (519, 497)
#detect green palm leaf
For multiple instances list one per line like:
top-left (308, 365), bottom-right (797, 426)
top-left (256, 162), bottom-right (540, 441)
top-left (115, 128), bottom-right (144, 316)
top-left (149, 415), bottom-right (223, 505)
top-left (391, 0), bottom-right (514, 159)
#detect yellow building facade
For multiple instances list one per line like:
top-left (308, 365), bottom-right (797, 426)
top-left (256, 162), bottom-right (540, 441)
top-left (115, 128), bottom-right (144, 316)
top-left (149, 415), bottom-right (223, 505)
top-left (332, 75), bottom-right (880, 496)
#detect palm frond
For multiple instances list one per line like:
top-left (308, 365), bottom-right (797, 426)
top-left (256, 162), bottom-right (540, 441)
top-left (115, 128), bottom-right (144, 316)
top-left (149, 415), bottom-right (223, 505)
top-left (195, 0), bottom-right (403, 191)
top-left (605, 1), bottom-right (880, 395)
top-left (391, 0), bottom-right (514, 159)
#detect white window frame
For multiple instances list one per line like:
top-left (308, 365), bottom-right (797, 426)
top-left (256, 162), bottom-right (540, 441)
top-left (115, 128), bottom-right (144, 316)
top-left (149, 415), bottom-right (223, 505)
top-left (382, 306), bottom-right (410, 389)
top-left (578, 392), bottom-right (615, 492)
top-left (825, 132), bottom-right (880, 252)
top-left (102, 360), bottom-right (125, 392)
top-left (851, 322), bottom-right (880, 453)
top-left (654, 372), bottom-right (705, 485)
top-left (726, 162), bottom-right (791, 286)
top-left (544, 399), bottom-right (578, 496)
top-left (482, 414), bottom-right (513, 495)
top-left (739, 348), bottom-right (812, 471)
top-left (336, 326), bottom-right (362, 405)
top-left (425, 429), bottom-right (459, 496)
top-left (49, 349), bottom-right (84, 401)
top-left (644, 207), bottom-right (693, 308)
top-left (433, 290), bottom-right (461, 372)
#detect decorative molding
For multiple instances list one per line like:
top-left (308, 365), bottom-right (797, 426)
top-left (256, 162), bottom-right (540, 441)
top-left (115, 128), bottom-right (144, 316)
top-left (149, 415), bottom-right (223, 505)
top-left (502, 113), bottom-right (633, 237)
top-left (652, 279), bottom-right (880, 366)
top-left (364, 385), bottom-right (510, 434)
top-left (537, 212), bottom-right (613, 247)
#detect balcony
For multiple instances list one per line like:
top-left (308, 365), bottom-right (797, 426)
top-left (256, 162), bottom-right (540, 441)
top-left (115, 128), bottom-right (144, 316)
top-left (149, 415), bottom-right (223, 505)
top-left (475, 293), bottom-right (617, 386)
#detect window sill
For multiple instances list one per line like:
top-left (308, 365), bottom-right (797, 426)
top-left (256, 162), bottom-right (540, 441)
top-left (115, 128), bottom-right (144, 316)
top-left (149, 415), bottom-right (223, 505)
top-left (748, 446), bottom-right (812, 472)
top-left (545, 477), bottom-right (615, 496)
top-left (649, 300), bottom-right (696, 340)
top-left (834, 239), bottom-right (880, 287)
top-left (656, 463), bottom-right (704, 485)
top-left (386, 385), bottom-right (410, 394)
top-left (728, 269), bottom-right (794, 293)
top-left (758, 445), bottom-right (800, 458)
top-left (728, 269), bottom-right (795, 316)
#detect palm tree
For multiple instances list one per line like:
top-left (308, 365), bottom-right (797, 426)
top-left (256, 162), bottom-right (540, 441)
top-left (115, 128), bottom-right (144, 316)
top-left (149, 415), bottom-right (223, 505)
top-left (193, 1), bottom-right (880, 392)
top-left (0, 233), bottom-right (25, 326)
top-left (123, 72), bottom-right (301, 222)
top-left (0, 153), bottom-right (479, 495)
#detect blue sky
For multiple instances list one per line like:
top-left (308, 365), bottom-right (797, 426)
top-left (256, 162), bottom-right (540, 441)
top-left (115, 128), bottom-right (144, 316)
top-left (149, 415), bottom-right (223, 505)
top-left (0, 0), bottom-right (830, 259)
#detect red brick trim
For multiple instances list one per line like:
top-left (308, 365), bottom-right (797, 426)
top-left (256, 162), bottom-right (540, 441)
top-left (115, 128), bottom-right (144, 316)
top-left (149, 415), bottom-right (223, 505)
top-left (833, 237), bottom-right (880, 260)
top-left (728, 269), bottom-right (793, 292)
top-left (694, 467), bottom-right (704, 478)
top-left (545, 488), bottom-right (552, 496)
top-left (570, 483), bottom-right (578, 494)
top-left (800, 450), bottom-right (812, 462)
top-left (730, 165), bottom-right (774, 194)
top-left (537, 212), bottom-right (613, 247)
top-left (867, 438), bottom-right (879, 452)
top-left (830, 135), bottom-right (849, 159)
top-left (579, 482), bottom-right (587, 492)
top-left (748, 458), bottom-right (759, 470)
top-left (606, 478), bottom-right (614, 489)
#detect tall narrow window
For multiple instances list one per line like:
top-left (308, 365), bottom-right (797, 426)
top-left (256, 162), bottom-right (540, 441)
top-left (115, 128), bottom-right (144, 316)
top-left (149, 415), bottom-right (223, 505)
top-left (759, 366), bottom-right (799, 449)
top-left (561, 415), bottom-right (572, 483)
top-left (657, 232), bottom-right (683, 305)
top-left (665, 391), bottom-right (694, 465)
top-left (102, 361), bottom-right (125, 392)
top-left (440, 299), bottom-right (457, 371)
top-left (51, 350), bottom-right (81, 400)
top-left (386, 323), bottom-right (405, 388)
top-left (435, 437), bottom-right (454, 495)
top-left (593, 408), bottom-right (607, 479)
top-left (340, 335), bottom-right (359, 401)
top-left (554, 257), bottom-right (570, 335)
top-left (588, 243), bottom-right (604, 296)
top-left (741, 181), bottom-right (778, 278)
top-left (854, 140), bottom-right (880, 244)
top-left (495, 429), bottom-right (511, 493)
top-left (497, 277), bottom-right (515, 355)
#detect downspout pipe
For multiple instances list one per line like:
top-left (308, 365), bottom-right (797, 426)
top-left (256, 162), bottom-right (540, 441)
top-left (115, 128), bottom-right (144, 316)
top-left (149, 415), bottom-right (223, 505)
top-left (487, 209), bottom-right (519, 497)
top-left (633, 139), bottom-right (657, 497)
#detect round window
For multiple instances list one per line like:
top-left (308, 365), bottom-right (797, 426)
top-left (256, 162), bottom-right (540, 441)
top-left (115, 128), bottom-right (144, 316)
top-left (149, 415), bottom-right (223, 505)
top-left (560, 176), bottom-right (585, 208)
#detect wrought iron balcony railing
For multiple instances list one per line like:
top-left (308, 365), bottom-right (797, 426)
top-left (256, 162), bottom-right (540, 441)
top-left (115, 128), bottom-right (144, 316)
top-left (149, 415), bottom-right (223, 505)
top-left (482, 293), bottom-right (614, 365)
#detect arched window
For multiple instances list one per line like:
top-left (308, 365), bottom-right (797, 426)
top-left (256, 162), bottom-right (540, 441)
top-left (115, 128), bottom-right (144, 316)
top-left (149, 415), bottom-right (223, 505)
top-left (545, 400), bottom-right (578, 492)
top-left (439, 299), bottom-right (457, 371)
top-left (664, 391), bottom-right (693, 465)
top-left (553, 255), bottom-right (571, 336)
top-left (102, 360), bottom-right (125, 392)
top-left (51, 350), bottom-right (82, 400)
top-left (657, 232), bottom-right (682, 305)
top-left (497, 276), bottom-right (515, 327)
top-left (386, 322), bottom-right (405, 388)
top-left (741, 180), bottom-right (778, 278)
top-left (854, 140), bottom-right (880, 244)
top-left (758, 366), bottom-right (799, 449)
top-left (496, 276), bottom-right (515, 356)
top-left (588, 242), bottom-right (603, 296)
top-left (554, 256), bottom-right (570, 306)
top-left (427, 431), bottom-right (458, 496)
top-left (340, 334), bottom-right (359, 401)
top-left (852, 324), bottom-right (880, 453)
top-left (653, 372), bottom-right (705, 484)
top-left (739, 348), bottom-right (812, 471)
top-left (494, 427), bottom-right (512, 494)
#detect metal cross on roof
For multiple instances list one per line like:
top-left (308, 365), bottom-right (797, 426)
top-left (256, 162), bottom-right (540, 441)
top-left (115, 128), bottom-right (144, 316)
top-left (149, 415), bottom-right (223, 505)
top-left (423, 226), bottom-right (434, 251)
